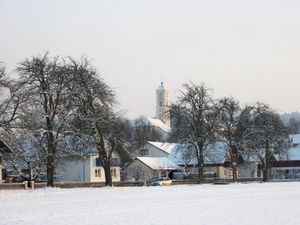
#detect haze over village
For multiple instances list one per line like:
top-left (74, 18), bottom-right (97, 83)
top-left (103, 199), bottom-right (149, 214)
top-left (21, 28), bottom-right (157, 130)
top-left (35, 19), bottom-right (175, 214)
top-left (1, 1), bottom-right (300, 225)
top-left (1, 0), bottom-right (300, 119)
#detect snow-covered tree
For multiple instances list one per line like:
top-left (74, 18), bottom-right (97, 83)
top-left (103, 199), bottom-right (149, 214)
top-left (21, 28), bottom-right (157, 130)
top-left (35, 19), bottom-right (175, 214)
top-left (1, 128), bottom-right (46, 183)
top-left (67, 58), bottom-right (127, 186)
top-left (132, 116), bottom-right (163, 148)
top-left (245, 103), bottom-right (288, 182)
top-left (170, 82), bottom-right (223, 183)
top-left (218, 97), bottom-right (253, 182)
top-left (16, 53), bottom-right (75, 187)
top-left (0, 63), bottom-right (27, 127)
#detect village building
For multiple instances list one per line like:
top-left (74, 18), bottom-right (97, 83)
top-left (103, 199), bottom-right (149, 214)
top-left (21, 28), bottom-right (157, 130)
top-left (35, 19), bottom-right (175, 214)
top-left (130, 140), bottom-right (263, 180)
top-left (55, 152), bottom-right (122, 183)
top-left (125, 157), bottom-right (180, 181)
top-left (272, 134), bottom-right (300, 181)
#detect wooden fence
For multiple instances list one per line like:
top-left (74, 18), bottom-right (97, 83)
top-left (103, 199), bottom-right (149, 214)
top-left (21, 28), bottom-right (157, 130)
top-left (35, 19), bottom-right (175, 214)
top-left (0, 178), bottom-right (262, 190)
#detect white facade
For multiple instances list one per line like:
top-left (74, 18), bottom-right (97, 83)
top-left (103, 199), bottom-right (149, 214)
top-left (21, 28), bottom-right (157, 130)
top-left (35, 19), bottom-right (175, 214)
top-left (126, 157), bottom-right (179, 181)
top-left (56, 154), bottom-right (121, 183)
top-left (135, 142), bottom-right (171, 157)
top-left (156, 82), bottom-right (170, 128)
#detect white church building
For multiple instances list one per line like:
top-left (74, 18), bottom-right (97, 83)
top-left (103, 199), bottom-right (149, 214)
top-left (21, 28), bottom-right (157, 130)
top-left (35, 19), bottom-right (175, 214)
top-left (131, 81), bottom-right (171, 140)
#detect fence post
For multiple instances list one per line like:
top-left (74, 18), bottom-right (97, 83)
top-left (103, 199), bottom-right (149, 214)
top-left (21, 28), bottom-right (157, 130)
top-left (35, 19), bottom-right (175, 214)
top-left (23, 181), bottom-right (28, 190)
top-left (30, 181), bottom-right (35, 190)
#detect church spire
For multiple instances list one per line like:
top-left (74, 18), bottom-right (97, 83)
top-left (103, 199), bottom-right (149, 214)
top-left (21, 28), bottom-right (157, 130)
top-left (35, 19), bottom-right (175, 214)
top-left (156, 81), bottom-right (170, 127)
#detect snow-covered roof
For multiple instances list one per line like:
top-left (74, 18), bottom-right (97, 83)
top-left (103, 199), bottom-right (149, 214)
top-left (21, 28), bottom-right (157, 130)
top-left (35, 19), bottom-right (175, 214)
top-left (137, 157), bottom-right (180, 170)
top-left (167, 142), bottom-right (228, 166)
top-left (148, 141), bottom-right (177, 154)
top-left (132, 116), bottom-right (171, 133)
top-left (146, 117), bottom-right (171, 133)
top-left (289, 134), bottom-right (300, 145)
top-left (276, 147), bottom-right (300, 161)
top-left (286, 147), bottom-right (300, 161)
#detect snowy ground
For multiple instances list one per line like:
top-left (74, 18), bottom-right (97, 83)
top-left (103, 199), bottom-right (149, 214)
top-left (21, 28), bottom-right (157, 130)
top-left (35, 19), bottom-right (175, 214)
top-left (1, 182), bottom-right (300, 225)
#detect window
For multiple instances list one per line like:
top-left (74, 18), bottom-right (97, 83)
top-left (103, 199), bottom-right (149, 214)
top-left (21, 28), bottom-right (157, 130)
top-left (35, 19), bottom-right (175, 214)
top-left (95, 169), bottom-right (101, 177)
top-left (160, 101), bottom-right (163, 107)
top-left (141, 149), bottom-right (149, 156)
top-left (111, 158), bottom-right (120, 166)
top-left (257, 170), bottom-right (261, 178)
top-left (96, 158), bottom-right (102, 167)
top-left (111, 168), bottom-right (117, 177)
top-left (257, 164), bottom-right (262, 177)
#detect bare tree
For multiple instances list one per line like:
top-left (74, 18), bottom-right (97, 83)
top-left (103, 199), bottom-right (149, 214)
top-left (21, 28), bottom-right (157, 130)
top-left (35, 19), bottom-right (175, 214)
top-left (245, 103), bottom-right (288, 182)
top-left (219, 97), bottom-right (253, 182)
top-left (67, 58), bottom-right (125, 186)
top-left (131, 116), bottom-right (163, 149)
top-left (0, 63), bottom-right (27, 127)
top-left (287, 118), bottom-right (300, 134)
top-left (1, 128), bottom-right (46, 183)
top-left (170, 82), bottom-right (223, 183)
top-left (16, 53), bottom-right (74, 187)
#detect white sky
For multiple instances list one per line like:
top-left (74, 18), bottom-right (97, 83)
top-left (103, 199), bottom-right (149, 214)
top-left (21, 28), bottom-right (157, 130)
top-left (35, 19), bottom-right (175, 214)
top-left (1, 0), bottom-right (300, 118)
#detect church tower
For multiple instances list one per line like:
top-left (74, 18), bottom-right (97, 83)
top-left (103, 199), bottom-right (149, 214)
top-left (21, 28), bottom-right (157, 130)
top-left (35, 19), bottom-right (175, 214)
top-left (156, 81), bottom-right (170, 127)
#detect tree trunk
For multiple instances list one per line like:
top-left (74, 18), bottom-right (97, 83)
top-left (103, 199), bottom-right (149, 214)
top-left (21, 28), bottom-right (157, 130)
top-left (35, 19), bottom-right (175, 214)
top-left (198, 148), bottom-right (204, 184)
top-left (232, 164), bottom-right (237, 183)
top-left (103, 159), bottom-right (112, 186)
top-left (264, 140), bottom-right (271, 182)
top-left (47, 131), bottom-right (55, 187)
top-left (232, 154), bottom-right (238, 183)
top-left (47, 154), bottom-right (55, 187)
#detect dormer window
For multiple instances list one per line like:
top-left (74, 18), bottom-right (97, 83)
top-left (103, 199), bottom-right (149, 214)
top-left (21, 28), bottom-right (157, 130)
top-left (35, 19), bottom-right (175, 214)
top-left (141, 149), bottom-right (149, 156)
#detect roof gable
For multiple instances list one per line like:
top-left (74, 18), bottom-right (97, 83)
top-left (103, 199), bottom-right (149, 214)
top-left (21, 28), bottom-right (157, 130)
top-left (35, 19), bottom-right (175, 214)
top-left (137, 157), bottom-right (179, 170)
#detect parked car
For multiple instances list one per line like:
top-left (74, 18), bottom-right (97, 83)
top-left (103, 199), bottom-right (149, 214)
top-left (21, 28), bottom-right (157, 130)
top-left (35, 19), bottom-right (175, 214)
top-left (150, 177), bottom-right (173, 186)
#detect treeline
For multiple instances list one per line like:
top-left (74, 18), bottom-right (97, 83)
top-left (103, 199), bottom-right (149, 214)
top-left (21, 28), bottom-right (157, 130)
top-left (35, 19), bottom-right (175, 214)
top-left (0, 53), bottom-right (129, 187)
top-left (169, 83), bottom-right (288, 183)
top-left (0, 53), bottom-right (290, 186)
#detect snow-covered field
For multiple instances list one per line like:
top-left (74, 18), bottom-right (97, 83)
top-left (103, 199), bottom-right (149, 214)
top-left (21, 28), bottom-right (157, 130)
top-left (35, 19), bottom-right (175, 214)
top-left (1, 182), bottom-right (300, 225)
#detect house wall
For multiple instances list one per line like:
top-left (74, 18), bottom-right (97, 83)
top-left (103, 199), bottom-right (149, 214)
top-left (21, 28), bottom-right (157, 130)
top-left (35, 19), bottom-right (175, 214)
top-left (205, 166), bottom-right (235, 179)
top-left (56, 155), bottom-right (121, 183)
top-left (136, 143), bottom-right (169, 157)
top-left (272, 167), bottom-right (300, 180)
top-left (56, 158), bottom-right (91, 182)
top-left (89, 155), bottom-right (121, 182)
top-left (126, 160), bottom-right (154, 181)
top-left (239, 162), bottom-right (261, 178)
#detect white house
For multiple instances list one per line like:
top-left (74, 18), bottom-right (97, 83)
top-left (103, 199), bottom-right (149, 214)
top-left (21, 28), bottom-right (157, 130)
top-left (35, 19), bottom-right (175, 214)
top-left (126, 157), bottom-right (180, 181)
top-left (55, 153), bottom-right (121, 183)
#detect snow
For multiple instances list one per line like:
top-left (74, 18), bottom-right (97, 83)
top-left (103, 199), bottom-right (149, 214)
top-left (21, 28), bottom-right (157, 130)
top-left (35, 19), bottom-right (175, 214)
top-left (1, 182), bottom-right (300, 225)
top-left (287, 147), bottom-right (300, 160)
top-left (289, 134), bottom-right (300, 145)
top-left (132, 116), bottom-right (171, 133)
top-left (148, 141), bottom-right (178, 154)
top-left (146, 117), bottom-right (171, 133)
top-left (137, 157), bottom-right (179, 170)
top-left (167, 142), bottom-right (227, 166)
